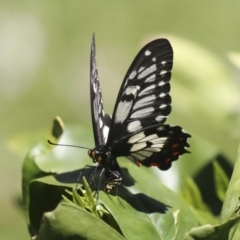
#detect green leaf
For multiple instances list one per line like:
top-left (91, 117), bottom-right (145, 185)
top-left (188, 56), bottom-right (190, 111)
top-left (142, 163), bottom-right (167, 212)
top-left (29, 176), bottom-right (73, 233)
top-left (180, 175), bottom-right (208, 211)
top-left (104, 158), bottom-right (199, 239)
top-left (35, 203), bottom-right (125, 240)
top-left (22, 116), bottom-right (64, 226)
top-left (28, 156), bottom-right (198, 240)
top-left (213, 161), bottom-right (229, 202)
top-left (23, 116), bottom-right (199, 239)
top-left (221, 143), bottom-right (240, 222)
top-left (180, 175), bottom-right (217, 225)
top-left (183, 216), bottom-right (240, 240)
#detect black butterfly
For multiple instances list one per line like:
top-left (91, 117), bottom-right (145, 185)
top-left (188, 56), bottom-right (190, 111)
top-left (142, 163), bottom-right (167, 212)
top-left (88, 35), bottom-right (190, 192)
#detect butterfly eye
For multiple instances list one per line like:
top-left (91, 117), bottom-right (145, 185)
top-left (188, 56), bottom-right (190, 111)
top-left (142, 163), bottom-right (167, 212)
top-left (88, 150), bottom-right (95, 158)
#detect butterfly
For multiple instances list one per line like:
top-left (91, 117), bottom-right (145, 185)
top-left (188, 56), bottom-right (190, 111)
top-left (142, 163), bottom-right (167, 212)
top-left (88, 35), bottom-right (191, 192)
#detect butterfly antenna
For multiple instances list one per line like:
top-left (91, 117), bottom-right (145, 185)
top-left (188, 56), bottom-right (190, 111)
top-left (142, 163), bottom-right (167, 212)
top-left (47, 140), bottom-right (90, 150)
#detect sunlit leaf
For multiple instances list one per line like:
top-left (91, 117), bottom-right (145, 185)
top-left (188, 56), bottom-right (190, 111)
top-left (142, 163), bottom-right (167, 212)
top-left (35, 203), bottom-right (125, 240)
top-left (213, 161), bottom-right (229, 202)
top-left (183, 216), bottom-right (240, 240)
top-left (180, 175), bottom-right (217, 225)
top-left (22, 116), bottom-right (64, 227)
top-left (221, 143), bottom-right (240, 222)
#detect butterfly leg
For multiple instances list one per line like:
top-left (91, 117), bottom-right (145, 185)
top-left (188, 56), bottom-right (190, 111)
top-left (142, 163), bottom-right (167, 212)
top-left (94, 167), bottom-right (105, 200)
top-left (104, 169), bottom-right (122, 193)
top-left (88, 164), bottom-right (104, 188)
top-left (75, 164), bottom-right (98, 189)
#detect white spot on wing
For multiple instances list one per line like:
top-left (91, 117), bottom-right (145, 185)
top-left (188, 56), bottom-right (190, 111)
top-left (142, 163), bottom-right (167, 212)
top-left (159, 92), bottom-right (166, 98)
top-left (131, 152), bottom-right (145, 160)
top-left (93, 82), bottom-right (97, 93)
top-left (131, 107), bottom-right (154, 118)
top-left (152, 57), bottom-right (156, 62)
top-left (144, 74), bottom-right (156, 83)
top-left (139, 84), bottom-right (156, 97)
top-left (125, 86), bottom-right (138, 96)
top-left (130, 142), bottom-right (147, 152)
top-left (138, 150), bottom-right (153, 157)
top-left (151, 144), bottom-right (164, 148)
top-left (160, 104), bottom-right (167, 109)
top-left (123, 79), bottom-right (128, 88)
top-left (150, 137), bottom-right (167, 144)
top-left (160, 70), bottom-right (167, 75)
top-left (115, 100), bottom-right (133, 123)
top-left (158, 81), bottom-right (165, 86)
top-left (145, 147), bottom-right (160, 152)
top-left (137, 64), bottom-right (156, 79)
top-left (127, 120), bottom-right (142, 133)
top-left (102, 125), bottom-right (109, 143)
top-left (133, 95), bottom-right (156, 110)
top-left (161, 61), bottom-right (167, 65)
top-left (145, 50), bottom-right (151, 56)
top-left (99, 118), bottom-right (103, 128)
top-left (157, 126), bottom-right (165, 131)
top-left (128, 131), bottom-right (145, 143)
top-left (98, 104), bottom-right (102, 114)
top-left (139, 134), bottom-right (158, 142)
top-left (138, 66), bottom-right (145, 72)
top-left (129, 70), bottom-right (137, 79)
top-left (155, 115), bottom-right (166, 122)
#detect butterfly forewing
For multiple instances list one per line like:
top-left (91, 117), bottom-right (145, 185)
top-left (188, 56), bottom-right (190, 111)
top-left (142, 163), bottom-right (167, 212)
top-left (107, 39), bottom-right (173, 144)
top-left (90, 35), bottom-right (110, 146)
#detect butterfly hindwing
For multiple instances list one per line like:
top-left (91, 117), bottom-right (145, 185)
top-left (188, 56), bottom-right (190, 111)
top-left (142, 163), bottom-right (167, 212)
top-left (107, 39), bottom-right (173, 145)
top-left (112, 125), bottom-right (190, 170)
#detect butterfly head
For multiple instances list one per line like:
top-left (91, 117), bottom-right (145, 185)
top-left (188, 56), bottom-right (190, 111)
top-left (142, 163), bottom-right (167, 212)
top-left (88, 146), bottom-right (110, 164)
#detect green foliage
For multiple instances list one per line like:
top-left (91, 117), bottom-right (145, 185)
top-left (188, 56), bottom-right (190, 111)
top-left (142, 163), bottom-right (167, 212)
top-left (22, 116), bottom-right (240, 240)
top-left (213, 161), bottom-right (229, 202)
top-left (180, 175), bottom-right (217, 225)
top-left (35, 203), bottom-right (124, 240)
top-left (19, 26), bottom-right (240, 240)
top-left (22, 116), bottom-right (64, 225)
top-left (221, 148), bottom-right (240, 223)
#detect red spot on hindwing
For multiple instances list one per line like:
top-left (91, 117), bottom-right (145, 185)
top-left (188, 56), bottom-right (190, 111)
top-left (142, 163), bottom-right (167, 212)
top-left (173, 152), bottom-right (179, 156)
top-left (150, 162), bottom-right (160, 167)
top-left (165, 158), bottom-right (171, 163)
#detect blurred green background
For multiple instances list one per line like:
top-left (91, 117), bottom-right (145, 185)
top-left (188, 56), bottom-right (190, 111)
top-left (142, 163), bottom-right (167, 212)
top-left (2, 1), bottom-right (240, 239)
